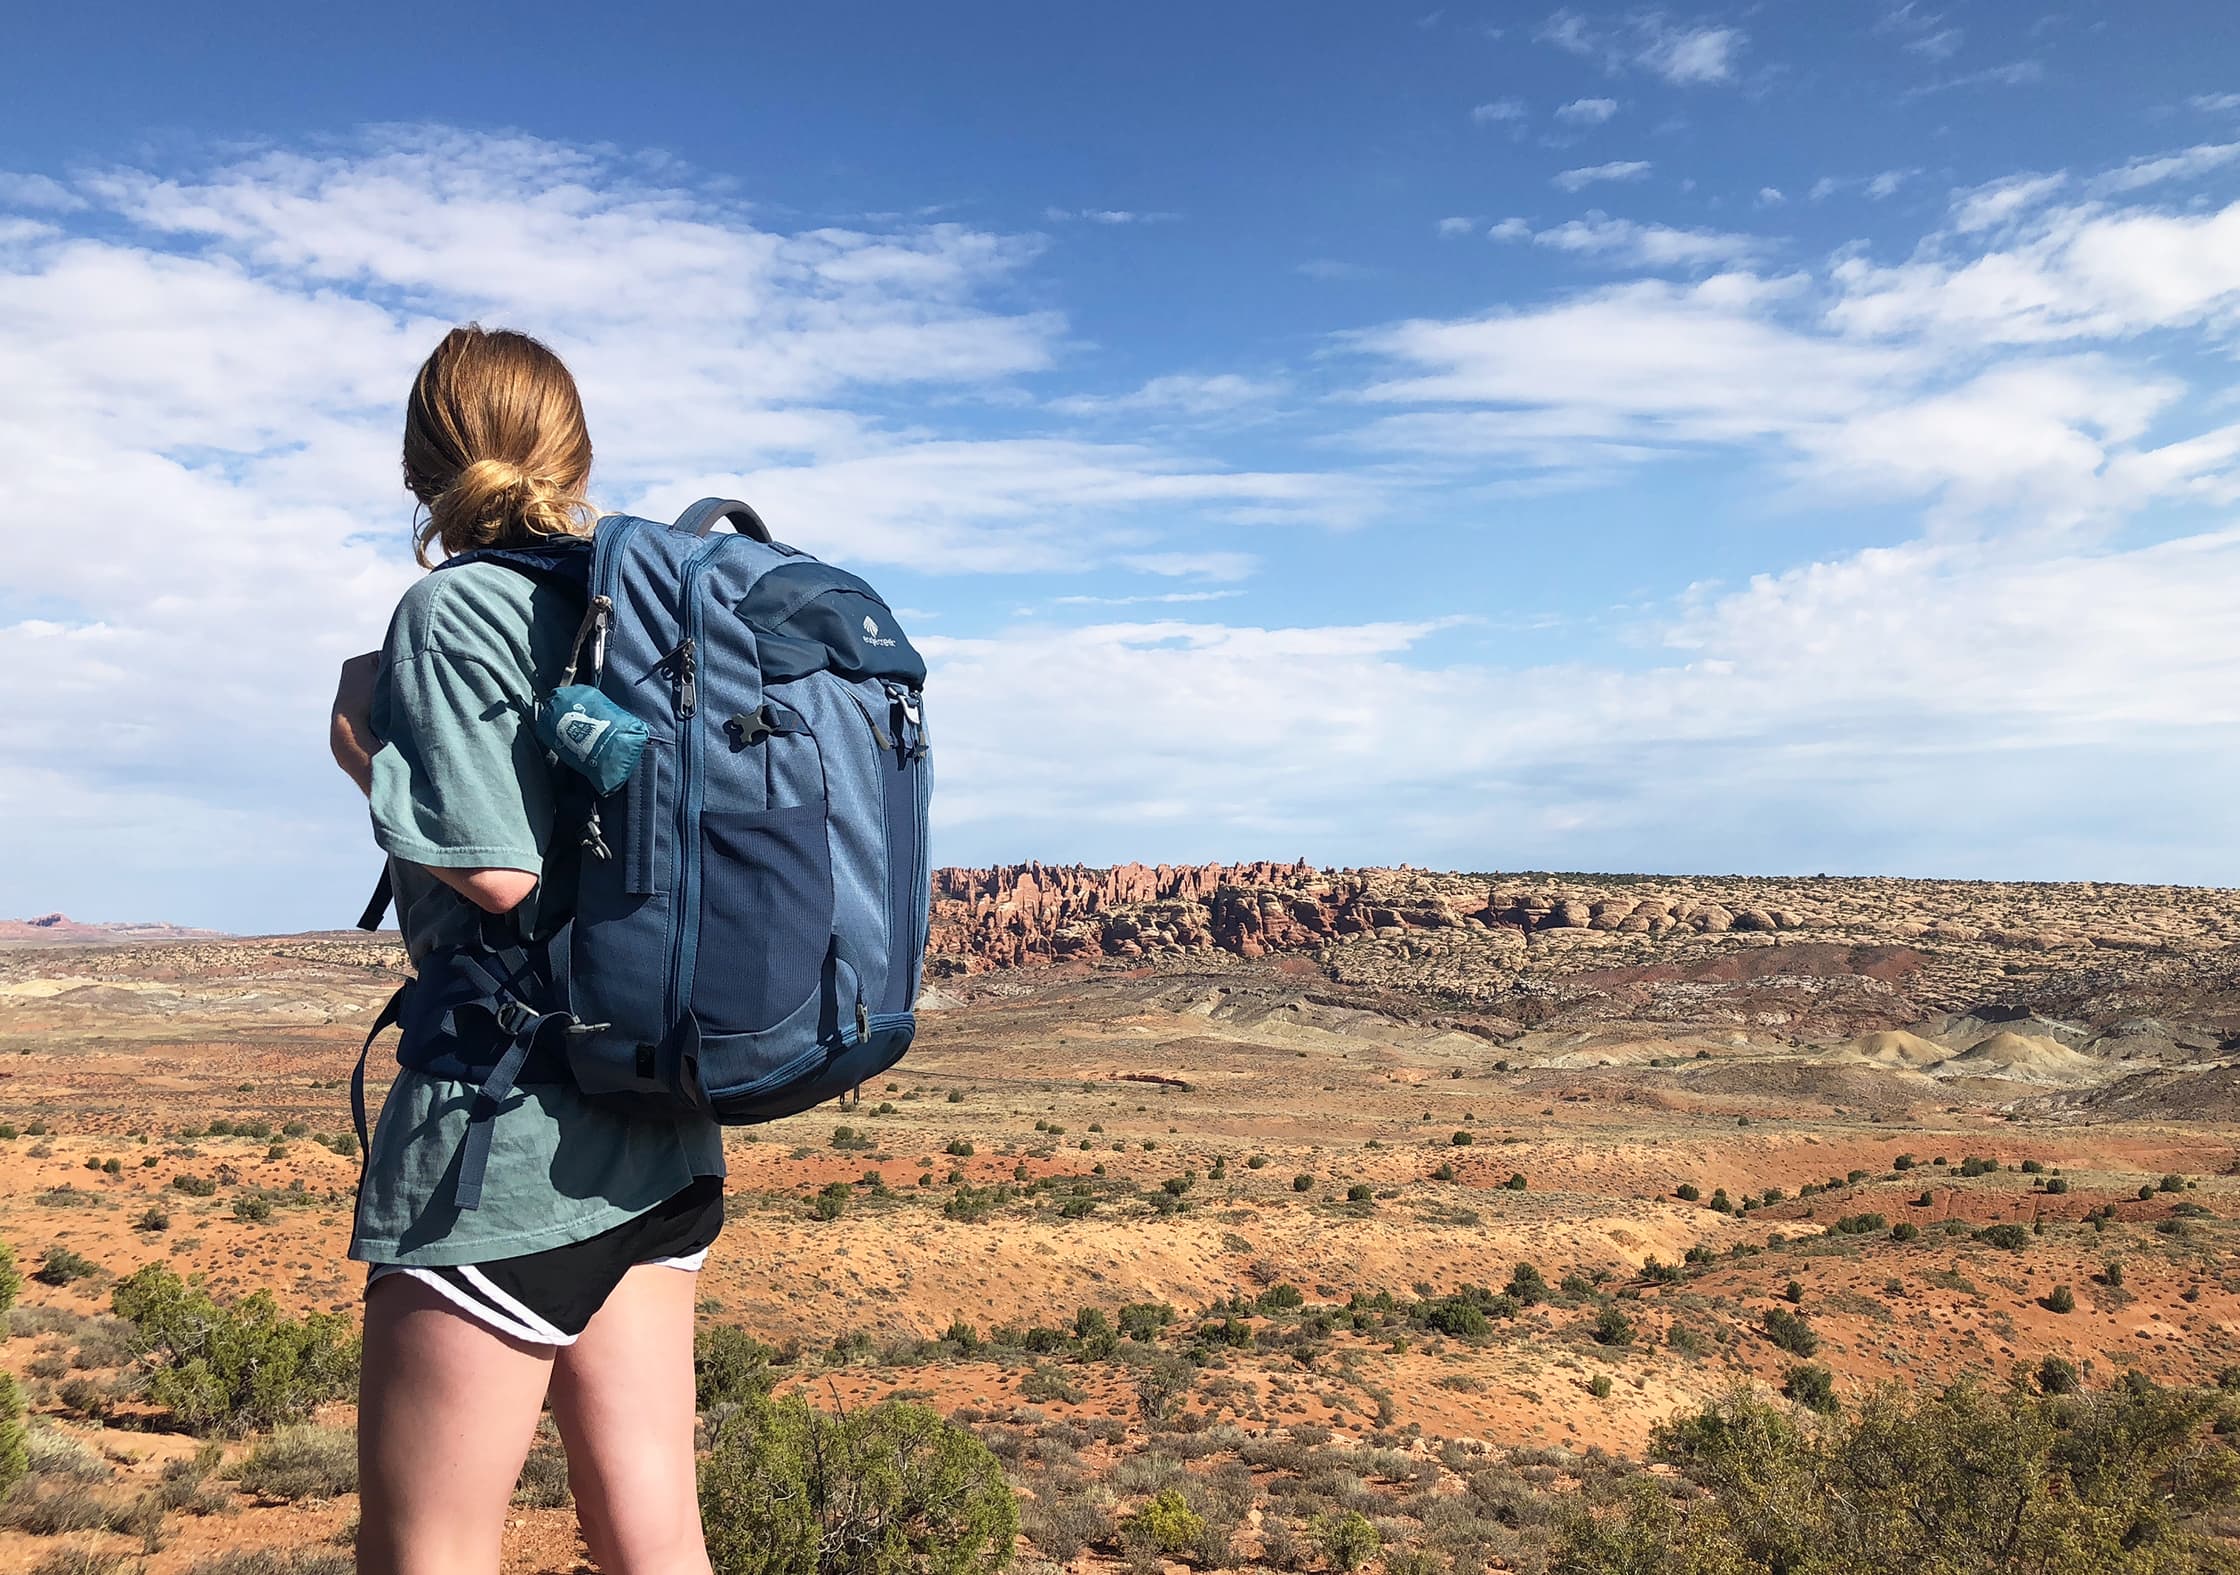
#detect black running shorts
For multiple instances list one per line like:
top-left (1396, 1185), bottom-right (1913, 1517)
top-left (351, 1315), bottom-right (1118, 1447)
top-left (365, 1176), bottom-right (724, 1345)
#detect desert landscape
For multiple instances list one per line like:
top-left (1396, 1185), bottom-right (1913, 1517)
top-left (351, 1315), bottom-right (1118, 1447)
top-left (2, 862), bottom-right (2236, 1573)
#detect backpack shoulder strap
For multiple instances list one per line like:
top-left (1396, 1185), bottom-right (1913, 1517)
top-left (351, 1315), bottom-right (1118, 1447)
top-left (436, 535), bottom-right (594, 600)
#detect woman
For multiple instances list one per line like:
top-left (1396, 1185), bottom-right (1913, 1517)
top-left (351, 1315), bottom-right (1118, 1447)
top-left (329, 326), bottom-right (725, 1575)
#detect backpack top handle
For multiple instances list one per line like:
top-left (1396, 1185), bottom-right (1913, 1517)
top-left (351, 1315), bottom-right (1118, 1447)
top-left (674, 496), bottom-right (773, 542)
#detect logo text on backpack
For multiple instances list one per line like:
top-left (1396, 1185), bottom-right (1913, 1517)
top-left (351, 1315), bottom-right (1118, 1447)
top-left (861, 613), bottom-right (896, 648)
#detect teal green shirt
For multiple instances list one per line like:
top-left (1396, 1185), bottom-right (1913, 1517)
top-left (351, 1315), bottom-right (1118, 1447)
top-left (349, 559), bottom-right (724, 1268)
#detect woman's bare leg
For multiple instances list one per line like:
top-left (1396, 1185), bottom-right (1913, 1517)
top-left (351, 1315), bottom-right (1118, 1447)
top-left (357, 1274), bottom-right (558, 1575)
top-left (548, 1264), bottom-right (712, 1575)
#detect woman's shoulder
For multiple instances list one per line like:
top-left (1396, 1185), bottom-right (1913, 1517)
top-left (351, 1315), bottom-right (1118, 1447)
top-left (384, 561), bottom-right (567, 672)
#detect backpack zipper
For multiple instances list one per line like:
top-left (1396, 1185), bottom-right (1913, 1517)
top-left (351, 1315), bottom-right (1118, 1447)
top-left (666, 539), bottom-right (723, 1038)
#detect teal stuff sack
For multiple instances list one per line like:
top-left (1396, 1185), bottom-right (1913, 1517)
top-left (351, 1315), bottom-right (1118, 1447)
top-left (535, 684), bottom-right (649, 795)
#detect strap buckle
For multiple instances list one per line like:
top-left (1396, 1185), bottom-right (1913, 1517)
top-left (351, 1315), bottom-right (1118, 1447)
top-left (725, 705), bottom-right (777, 748)
top-left (492, 999), bottom-right (541, 1040)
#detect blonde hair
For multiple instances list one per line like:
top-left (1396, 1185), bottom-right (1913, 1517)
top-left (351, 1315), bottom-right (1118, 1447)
top-left (403, 325), bottom-right (595, 567)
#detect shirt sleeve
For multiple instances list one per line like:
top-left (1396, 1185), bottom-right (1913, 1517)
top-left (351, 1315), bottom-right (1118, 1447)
top-left (367, 650), bottom-right (550, 873)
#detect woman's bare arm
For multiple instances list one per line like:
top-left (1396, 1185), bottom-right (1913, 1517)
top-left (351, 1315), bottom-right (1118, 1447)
top-left (330, 653), bottom-right (538, 915)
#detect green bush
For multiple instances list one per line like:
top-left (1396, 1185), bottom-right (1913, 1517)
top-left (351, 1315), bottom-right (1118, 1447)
top-left (1974, 1223), bottom-right (2030, 1251)
top-left (813, 1181), bottom-right (853, 1221)
top-left (694, 1325), bottom-right (779, 1411)
top-left (171, 1174), bottom-right (218, 1198)
top-left (1292, 1173), bottom-right (1315, 1193)
top-left (944, 1139), bottom-right (974, 1158)
top-left (1762, 1306), bottom-right (1819, 1357)
top-left (1127, 1488), bottom-right (1205, 1555)
top-left (110, 1264), bottom-right (358, 1435)
top-left (1451, 1131), bottom-right (1475, 1146)
top-left (0, 1371), bottom-right (27, 1504)
top-left (1345, 1183), bottom-right (1374, 1203)
top-left (1592, 1306), bottom-right (1635, 1347)
top-left (1588, 1374), bottom-right (1615, 1400)
top-left (2042, 1284), bottom-right (2076, 1314)
top-left (1889, 1221), bottom-right (1919, 1243)
top-left (0, 1241), bottom-right (19, 1317)
top-left (35, 1247), bottom-right (99, 1287)
top-left (1783, 1363), bottom-right (1839, 1415)
top-left (1503, 1172), bottom-right (1528, 1191)
top-left (1676, 1182), bottom-right (1701, 1202)
top-left (237, 1425), bottom-right (358, 1502)
top-left (1556, 1378), bottom-right (2240, 1573)
top-left (1312, 1509), bottom-right (1381, 1572)
top-left (698, 1394), bottom-right (1017, 1575)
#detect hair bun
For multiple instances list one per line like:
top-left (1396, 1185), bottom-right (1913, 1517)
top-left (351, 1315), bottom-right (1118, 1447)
top-left (404, 325), bottom-right (595, 565)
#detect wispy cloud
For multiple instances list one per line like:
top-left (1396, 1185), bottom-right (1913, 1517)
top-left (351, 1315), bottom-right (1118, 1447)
top-left (1436, 215), bottom-right (1478, 237)
top-left (1555, 97), bottom-right (1620, 125)
top-left (1538, 10), bottom-right (1746, 85)
top-left (1470, 98), bottom-right (1529, 125)
top-left (1876, 2), bottom-right (1962, 60)
top-left (1518, 211), bottom-right (1766, 269)
top-left (1051, 373), bottom-right (1287, 418)
top-left (2190, 92), bottom-right (2240, 113)
top-left (2090, 141), bottom-right (2240, 195)
top-left (1553, 160), bottom-right (1652, 191)
top-left (1904, 59), bottom-right (2044, 98)
top-left (1043, 207), bottom-right (1180, 225)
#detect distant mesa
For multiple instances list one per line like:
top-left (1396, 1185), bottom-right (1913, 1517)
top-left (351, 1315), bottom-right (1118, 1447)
top-left (0, 912), bottom-right (228, 948)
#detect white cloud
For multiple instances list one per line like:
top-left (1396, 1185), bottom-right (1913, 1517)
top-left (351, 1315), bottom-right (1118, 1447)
top-left (1115, 551), bottom-right (1261, 581)
top-left (1876, 3), bottom-right (1962, 60)
top-left (0, 128), bottom-right (1354, 927)
top-left (1756, 186), bottom-right (1785, 206)
top-left (1556, 97), bottom-right (1620, 125)
top-left (1539, 11), bottom-right (1746, 85)
top-left (1904, 59), bottom-right (2044, 98)
top-left (1050, 373), bottom-right (1287, 418)
top-left (1488, 217), bottom-right (1534, 241)
top-left (1470, 98), bottom-right (1529, 125)
top-left (1528, 212), bottom-right (1765, 269)
top-left (2090, 141), bottom-right (2240, 195)
top-left (1949, 171), bottom-right (2067, 232)
top-left (923, 529), bottom-right (2240, 882)
top-left (1826, 195), bottom-right (2240, 345)
top-left (1044, 207), bottom-right (1181, 225)
top-left (1864, 169), bottom-right (1913, 199)
top-left (0, 173), bottom-right (85, 211)
top-left (1436, 215), bottom-right (1478, 237)
top-left (1553, 160), bottom-right (1652, 191)
top-left (1050, 590), bottom-right (1244, 606)
top-left (2190, 92), bottom-right (2240, 113)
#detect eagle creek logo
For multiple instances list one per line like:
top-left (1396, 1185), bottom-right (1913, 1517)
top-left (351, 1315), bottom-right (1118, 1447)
top-left (557, 706), bottom-right (611, 754)
top-left (861, 613), bottom-right (897, 649)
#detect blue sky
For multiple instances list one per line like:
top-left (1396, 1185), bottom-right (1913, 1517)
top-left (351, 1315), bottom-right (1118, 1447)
top-left (5, 2), bottom-right (2240, 932)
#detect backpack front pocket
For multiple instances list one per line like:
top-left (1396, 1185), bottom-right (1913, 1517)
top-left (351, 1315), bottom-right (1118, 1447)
top-left (691, 800), bottom-right (834, 1034)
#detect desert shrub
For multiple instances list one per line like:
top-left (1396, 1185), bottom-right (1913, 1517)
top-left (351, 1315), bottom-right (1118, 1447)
top-left (1762, 1307), bottom-right (1818, 1357)
top-left (178, 1553), bottom-right (355, 1575)
top-left (1345, 1183), bottom-right (1374, 1203)
top-left (135, 1206), bottom-right (171, 1232)
top-left (1503, 1172), bottom-right (1528, 1191)
top-left (0, 1241), bottom-right (20, 1318)
top-left (1293, 1174), bottom-right (1315, 1193)
top-left (1507, 1262), bottom-right (1550, 1305)
top-left (1021, 1363), bottom-right (1085, 1405)
top-left (1311, 1509), bottom-right (1382, 1572)
top-left (1783, 1363), bottom-right (1839, 1415)
top-left (813, 1182), bottom-right (853, 1221)
top-left (1591, 1307), bottom-right (1635, 1347)
top-left (945, 1139), bottom-right (974, 1158)
top-left (1259, 1283), bottom-right (1306, 1312)
top-left (1554, 1379), bottom-right (2240, 1574)
top-left (2038, 1356), bottom-right (2081, 1396)
top-left (171, 1174), bottom-right (218, 1198)
top-left (1451, 1131), bottom-right (1475, 1147)
top-left (232, 1194), bottom-right (273, 1224)
top-left (1831, 1213), bottom-right (1885, 1236)
top-left (1022, 1477), bottom-right (1110, 1561)
top-left (514, 1431), bottom-right (572, 1508)
top-left (1588, 1374), bottom-right (1615, 1399)
top-left (35, 1248), bottom-right (99, 1287)
top-left (238, 1426), bottom-right (357, 1502)
top-left (56, 1377), bottom-right (113, 1420)
top-left (695, 1325), bottom-right (779, 1410)
top-left (2043, 1177), bottom-right (2069, 1195)
top-left (1126, 1488), bottom-right (1205, 1556)
top-left (2042, 1284), bottom-right (2077, 1315)
top-left (1675, 1182), bottom-right (1701, 1202)
top-left (1783, 1280), bottom-right (1805, 1305)
top-left (0, 1372), bottom-right (26, 1503)
top-left (1974, 1223), bottom-right (2030, 1251)
top-left (2158, 1173), bottom-right (2186, 1193)
top-left (1118, 1302), bottom-right (1174, 1342)
top-left (29, 1552), bottom-right (129, 1575)
top-left (1133, 1354), bottom-right (1195, 1426)
top-left (1889, 1222), bottom-right (1919, 1243)
top-left (110, 1264), bottom-right (358, 1435)
top-left (698, 1393), bottom-right (1017, 1575)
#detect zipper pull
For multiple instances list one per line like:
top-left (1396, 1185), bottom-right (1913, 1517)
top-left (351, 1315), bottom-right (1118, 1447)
top-left (854, 999), bottom-right (870, 1042)
top-left (676, 638), bottom-right (697, 716)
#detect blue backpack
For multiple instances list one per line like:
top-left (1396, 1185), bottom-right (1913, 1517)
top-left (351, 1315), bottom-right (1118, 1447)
top-left (353, 499), bottom-right (932, 1208)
